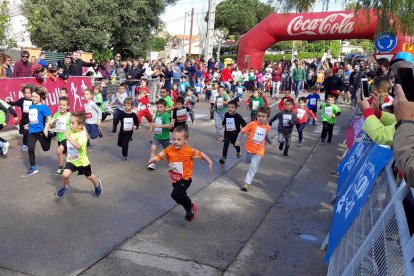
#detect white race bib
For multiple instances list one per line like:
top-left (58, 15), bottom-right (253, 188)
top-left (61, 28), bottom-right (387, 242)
top-left (211, 90), bottom-right (219, 103)
top-left (252, 126), bottom-right (266, 144)
top-left (216, 98), bottom-right (224, 108)
top-left (237, 87), bottom-right (243, 94)
top-left (282, 114), bottom-right (292, 126)
top-left (85, 105), bottom-right (92, 118)
top-left (252, 100), bottom-right (260, 111)
top-left (297, 109), bottom-right (306, 120)
top-left (196, 86), bottom-right (201, 93)
top-left (67, 140), bottom-right (79, 160)
top-left (29, 108), bottom-right (38, 124)
top-left (168, 162), bottom-right (183, 182)
top-left (123, 117), bottom-right (133, 131)
top-left (154, 117), bottom-right (162, 134)
top-left (138, 102), bottom-right (146, 111)
top-left (23, 100), bottom-right (32, 113)
top-left (226, 118), bottom-right (236, 131)
top-left (55, 117), bottom-right (66, 132)
top-left (325, 106), bottom-right (333, 117)
top-left (310, 98), bottom-right (316, 106)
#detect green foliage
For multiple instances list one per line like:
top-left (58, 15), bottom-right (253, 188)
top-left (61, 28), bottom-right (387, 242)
top-left (221, 52), bottom-right (324, 63)
top-left (347, 39), bottom-right (375, 51)
top-left (149, 36), bottom-right (169, 52)
top-left (23, 0), bottom-right (177, 57)
top-left (92, 48), bottom-right (114, 61)
top-left (0, 1), bottom-right (16, 48)
top-left (215, 0), bottom-right (274, 36)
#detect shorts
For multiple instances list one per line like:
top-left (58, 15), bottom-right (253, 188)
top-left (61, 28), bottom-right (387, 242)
top-left (152, 138), bottom-right (170, 149)
top-left (58, 139), bottom-right (67, 154)
top-left (86, 124), bottom-right (99, 139)
top-left (64, 162), bottom-right (92, 177)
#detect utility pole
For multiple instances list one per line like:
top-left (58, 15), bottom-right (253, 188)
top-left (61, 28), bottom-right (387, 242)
top-left (204, 0), bottom-right (216, 61)
top-left (182, 12), bottom-right (188, 58)
top-left (188, 8), bottom-right (194, 58)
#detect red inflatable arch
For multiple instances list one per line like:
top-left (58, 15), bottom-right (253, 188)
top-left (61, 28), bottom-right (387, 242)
top-left (238, 9), bottom-right (411, 70)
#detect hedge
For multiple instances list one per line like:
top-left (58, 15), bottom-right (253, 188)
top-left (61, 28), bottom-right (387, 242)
top-left (220, 52), bottom-right (325, 63)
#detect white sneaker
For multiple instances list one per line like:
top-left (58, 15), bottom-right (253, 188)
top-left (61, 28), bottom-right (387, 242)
top-left (355, 133), bottom-right (372, 143)
top-left (147, 163), bottom-right (156, 170)
top-left (2, 142), bottom-right (9, 155)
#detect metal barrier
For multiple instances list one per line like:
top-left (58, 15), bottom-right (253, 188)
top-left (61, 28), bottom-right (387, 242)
top-left (328, 162), bottom-right (414, 276)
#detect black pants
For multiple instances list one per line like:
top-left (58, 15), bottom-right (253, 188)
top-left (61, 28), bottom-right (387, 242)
top-left (117, 131), bottom-right (132, 156)
top-left (222, 133), bottom-right (240, 158)
top-left (112, 109), bottom-right (123, 132)
top-left (19, 122), bottom-right (29, 146)
top-left (28, 132), bottom-right (51, 166)
top-left (321, 121), bottom-right (334, 142)
top-left (210, 103), bottom-right (215, 120)
top-left (171, 178), bottom-right (192, 211)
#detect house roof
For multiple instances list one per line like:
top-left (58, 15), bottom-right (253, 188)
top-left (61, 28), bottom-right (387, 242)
top-left (172, 34), bottom-right (201, 41)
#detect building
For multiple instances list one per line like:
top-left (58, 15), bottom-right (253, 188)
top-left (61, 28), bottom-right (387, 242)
top-left (165, 34), bottom-right (202, 60)
top-left (5, 0), bottom-right (33, 48)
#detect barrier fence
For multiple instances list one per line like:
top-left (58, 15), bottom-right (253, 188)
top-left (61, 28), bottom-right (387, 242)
top-left (326, 115), bottom-right (414, 275)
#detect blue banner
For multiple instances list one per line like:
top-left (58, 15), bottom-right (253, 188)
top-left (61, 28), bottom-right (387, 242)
top-left (325, 143), bottom-right (392, 262)
top-left (337, 142), bottom-right (374, 191)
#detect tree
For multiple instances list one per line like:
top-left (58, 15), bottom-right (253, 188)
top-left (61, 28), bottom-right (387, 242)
top-left (214, 28), bottom-right (229, 62)
top-left (23, 0), bottom-right (177, 57)
top-left (0, 1), bottom-right (16, 48)
top-left (215, 0), bottom-right (274, 36)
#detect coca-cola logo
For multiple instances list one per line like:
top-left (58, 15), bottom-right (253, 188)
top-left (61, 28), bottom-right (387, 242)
top-left (287, 13), bottom-right (355, 36)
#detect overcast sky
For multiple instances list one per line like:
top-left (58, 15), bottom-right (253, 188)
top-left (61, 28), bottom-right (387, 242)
top-left (160, 0), bottom-right (346, 35)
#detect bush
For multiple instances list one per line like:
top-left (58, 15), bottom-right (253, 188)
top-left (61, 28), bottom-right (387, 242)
top-left (220, 52), bottom-right (325, 64)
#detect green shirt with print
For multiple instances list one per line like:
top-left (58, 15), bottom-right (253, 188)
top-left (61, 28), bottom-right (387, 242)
top-left (66, 129), bottom-right (90, 167)
top-left (163, 96), bottom-right (174, 116)
top-left (320, 103), bottom-right (341, 124)
top-left (215, 93), bottom-right (230, 114)
top-left (52, 112), bottom-right (71, 142)
top-left (153, 112), bottom-right (171, 140)
top-left (249, 96), bottom-right (265, 114)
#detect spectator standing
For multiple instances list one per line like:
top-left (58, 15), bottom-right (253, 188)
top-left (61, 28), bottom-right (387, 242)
top-left (57, 54), bottom-right (72, 79)
top-left (68, 51), bottom-right (94, 76)
top-left (0, 54), bottom-right (13, 78)
top-left (292, 62), bottom-right (306, 98)
top-left (13, 51), bottom-right (32, 78)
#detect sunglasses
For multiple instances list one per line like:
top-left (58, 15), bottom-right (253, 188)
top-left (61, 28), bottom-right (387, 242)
top-left (21, 56), bottom-right (29, 58)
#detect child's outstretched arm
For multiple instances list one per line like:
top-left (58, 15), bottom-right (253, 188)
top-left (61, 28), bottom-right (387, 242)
top-left (148, 151), bottom-right (165, 164)
top-left (201, 152), bottom-right (213, 175)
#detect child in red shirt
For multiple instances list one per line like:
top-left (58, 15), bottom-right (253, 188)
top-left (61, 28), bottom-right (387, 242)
top-left (171, 83), bottom-right (180, 103)
top-left (295, 97), bottom-right (317, 145)
top-left (278, 90), bottom-right (296, 110)
top-left (137, 86), bottom-right (152, 125)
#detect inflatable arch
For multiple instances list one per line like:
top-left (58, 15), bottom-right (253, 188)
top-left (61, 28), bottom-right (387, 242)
top-left (237, 9), bottom-right (412, 69)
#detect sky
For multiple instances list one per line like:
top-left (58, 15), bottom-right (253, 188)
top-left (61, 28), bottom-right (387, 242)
top-left (160, 0), bottom-right (347, 36)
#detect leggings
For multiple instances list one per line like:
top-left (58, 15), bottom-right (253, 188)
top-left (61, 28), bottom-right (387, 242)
top-left (222, 134), bottom-right (240, 158)
top-left (28, 132), bottom-right (51, 167)
top-left (321, 121), bottom-right (334, 142)
top-left (171, 178), bottom-right (192, 211)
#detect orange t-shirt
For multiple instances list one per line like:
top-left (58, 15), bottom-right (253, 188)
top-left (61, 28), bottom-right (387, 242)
top-left (157, 145), bottom-right (203, 182)
top-left (242, 121), bottom-right (271, 157)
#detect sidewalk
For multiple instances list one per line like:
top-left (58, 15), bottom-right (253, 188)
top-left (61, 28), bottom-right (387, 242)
top-left (80, 104), bottom-right (351, 275)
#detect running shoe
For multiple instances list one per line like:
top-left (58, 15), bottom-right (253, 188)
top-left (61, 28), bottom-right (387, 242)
top-left (56, 186), bottom-right (68, 198)
top-left (21, 145), bottom-right (28, 151)
top-left (241, 183), bottom-right (250, 192)
top-left (21, 168), bottom-right (39, 177)
top-left (95, 180), bottom-right (102, 196)
top-left (185, 202), bottom-right (198, 222)
top-left (236, 152), bottom-right (242, 159)
top-left (2, 142), bottom-right (9, 155)
top-left (147, 163), bottom-right (156, 170)
top-left (122, 156), bottom-right (127, 161)
top-left (219, 157), bottom-right (226, 165)
top-left (54, 169), bottom-right (64, 176)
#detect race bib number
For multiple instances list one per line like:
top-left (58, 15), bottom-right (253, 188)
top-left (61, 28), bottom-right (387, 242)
top-left (55, 117), bottom-right (66, 132)
top-left (67, 140), bottom-right (79, 161)
top-left (282, 114), bottom-right (292, 126)
top-left (123, 118), bottom-right (133, 131)
top-left (168, 162), bottom-right (183, 182)
top-left (138, 102), bottom-right (146, 111)
top-left (85, 105), bottom-right (92, 119)
top-left (297, 109), bottom-right (306, 120)
top-left (252, 100), bottom-right (260, 111)
top-left (180, 84), bottom-right (185, 91)
top-left (252, 126), bottom-right (266, 144)
top-left (176, 109), bottom-right (187, 122)
top-left (23, 100), bottom-right (32, 113)
top-left (154, 117), bottom-right (162, 134)
top-left (325, 106), bottom-right (333, 117)
top-left (310, 98), bottom-right (316, 106)
top-left (237, 87), bottom-right (243, 94)
top-left (226, 118), bottom-right (236, 131)
top-left (196, 86), bottom-right (201, 93)
top-left (216, 98), bottom-right (224, 108)
top-left (29, 108), bottom-right (38, 124)
top-left (211, 90), bottom-right (219, 102)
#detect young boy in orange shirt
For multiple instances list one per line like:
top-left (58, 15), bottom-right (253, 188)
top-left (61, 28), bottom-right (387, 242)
top-left (240, 106), bottom-right (275, 191)
top-left (148, 125), bottom-right (213, 222)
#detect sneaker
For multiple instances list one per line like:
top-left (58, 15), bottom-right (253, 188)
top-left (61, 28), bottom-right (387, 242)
top-left (185, 202), bottom-right (198, 222)
top-left (21, 145), bottom-right (28, 151)
top-left (122, 156), bottom-right (127, 161)
top-left (54, 169), bottom-right (64, 176)
top-left (241, 183), bottom-right (250, 192)
top-left (208, 119), bottom-right (214, 123)
top-left (279, 144), bottom-right (283, 150)
top-left (354, 133), bottom-right (372, 143)
top-left (95, 180), bottom-right (102, 196)
top-left (87, 146), bottom-right (92, 151)
top-left (147, 163), bottom-right (156, 170)
top-left (98, 128), bottom-right (103, 138)
top-left (236, 152), bottom-right (242, 159)
top-left (320, 139), bottom-right (325, 143)
top-left (298, 141), bottom-right (303, 146)
top-left (283, 152), bottom-right (288, 157)
top-left (2, 142), bottom-right (9, 155)
top-left (56, 186), bottom-right (68, 198)
top-left (22, 168), bottom-right (39, 177)
top-left (216, 136), bottom-right (223, 140)
top-left (219, 157), bottom-right (226, 165)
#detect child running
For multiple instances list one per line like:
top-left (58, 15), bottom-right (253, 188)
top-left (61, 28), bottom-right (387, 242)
top-left (50, 96), bottom-right (71, 175)
top-left (306, 86), bottom-right (321, 125)
top-left (148, 125), bottom-right (213, 222)
top-left (117, 98), bottom-right (139, 160)
top-left (295, 97), bottom-right (317, 145)
top-left (240, 106), bottom-right (275, 191)
top-left (137, 84), bottom-right (153, 126)
top-left (55, 111), bottom-right (102, 198)
top-left (185, 88), bottom-right (197, 125)
top-left (7, 84), bottom-right (33, 150)
top-left (0, 99), bottom-right (18, 157)
top-left (83, 89), bottom-right (102, 150)
top-left (246, 90), bottom-right (266, 121)
top-left (22, 86), bottom-right (52, 177)
top-left (214, 85), bottom-right (230, 140)
top-left (269, 99), bottom-right (297, 157)
top-left (171, 97), bottom-right (191, 130)
top-left (320, 95), bottom-right (341, 143)
top-left (278, 89), bottom-right (296, 110)
top-left (147, 99), bottom-right (171, 170)
top-left (219, 99), bottom-right (247, 165)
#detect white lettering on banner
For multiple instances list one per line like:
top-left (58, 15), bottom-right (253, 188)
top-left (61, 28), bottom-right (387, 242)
top-left (287, 13), bottom-right (355, 36)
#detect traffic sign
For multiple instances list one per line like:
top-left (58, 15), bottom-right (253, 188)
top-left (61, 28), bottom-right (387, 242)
top-left (373, 52), bottom-right (397, 62)
top-left (374, 32), bottom-right (398, 52)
